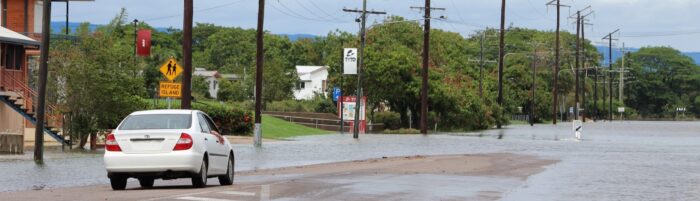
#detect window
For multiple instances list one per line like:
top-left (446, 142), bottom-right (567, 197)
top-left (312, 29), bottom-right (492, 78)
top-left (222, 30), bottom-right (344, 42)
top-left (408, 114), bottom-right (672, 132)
top-left (198, 113), bottom-right (211, 133)
top-left (296, 81), bottom-right (306, 90)
top-left (1, 44), bottom-right (24, 70)
top-left (203, 114), bottom-right (220, 134)
top-left (118, 114), bottom-right (192, 130)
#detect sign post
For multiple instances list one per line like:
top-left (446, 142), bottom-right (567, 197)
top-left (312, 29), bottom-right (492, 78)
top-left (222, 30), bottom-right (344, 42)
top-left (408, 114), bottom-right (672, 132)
top-left (158, 58), bottom-right (184, 109)
top-left (617, 107), bottom-right (625, 121)
top-left (573, 120), bottom-right (583, 140)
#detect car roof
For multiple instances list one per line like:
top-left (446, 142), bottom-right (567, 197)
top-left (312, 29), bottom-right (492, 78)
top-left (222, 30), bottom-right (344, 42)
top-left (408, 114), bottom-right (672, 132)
top-left (129, 109), bottom-right (199, 116)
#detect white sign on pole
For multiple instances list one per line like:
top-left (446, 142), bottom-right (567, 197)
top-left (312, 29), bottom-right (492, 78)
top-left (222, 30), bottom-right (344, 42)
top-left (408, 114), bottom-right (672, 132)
top-left (617, 107), bottom-right (625, 113)
top-left (573, 120), bottom-right (583, 140)
top-left (343, 48), bottom-right (358, 75)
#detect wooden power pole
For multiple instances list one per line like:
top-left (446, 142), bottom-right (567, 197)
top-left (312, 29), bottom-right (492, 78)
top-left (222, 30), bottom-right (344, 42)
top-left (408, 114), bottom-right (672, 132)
top-left (34, 0), bottom-right (52, 163)
top-left (254, 0), bottom-right (265, 146)
top-left (547, 0), bottom-right (568, 125)
top-left (410, 1), bottom-right (444, 134)
top-left (181, 0), bottom-right (193, 109)
top-left (343, 1), bottom-right (386, 139)
top-left (497, 0), bottom-right (506, 129)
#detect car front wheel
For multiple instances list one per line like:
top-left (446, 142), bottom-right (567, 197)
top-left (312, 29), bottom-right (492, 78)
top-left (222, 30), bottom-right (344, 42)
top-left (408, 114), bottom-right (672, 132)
top-left (218, 156), bottom-right (234, 185)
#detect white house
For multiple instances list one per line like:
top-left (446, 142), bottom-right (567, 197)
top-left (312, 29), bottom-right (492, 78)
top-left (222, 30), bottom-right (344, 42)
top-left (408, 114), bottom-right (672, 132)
top-left (293, 66), bottom-right (328, 100)
top-left (193, 68), bottom-right (221, 99)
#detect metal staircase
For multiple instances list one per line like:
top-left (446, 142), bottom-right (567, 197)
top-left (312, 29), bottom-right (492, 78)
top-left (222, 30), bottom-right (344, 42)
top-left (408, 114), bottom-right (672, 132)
top-left (1, 72), bottom-right (68, 146)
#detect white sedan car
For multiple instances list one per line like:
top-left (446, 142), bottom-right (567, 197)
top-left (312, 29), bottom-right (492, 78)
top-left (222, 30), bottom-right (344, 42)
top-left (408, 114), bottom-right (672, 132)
top-left (104, 110), bottom-right (235, 190)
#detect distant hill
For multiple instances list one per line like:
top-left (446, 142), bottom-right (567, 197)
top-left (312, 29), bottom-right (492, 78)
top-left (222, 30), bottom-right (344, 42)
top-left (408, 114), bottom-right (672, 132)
top-left (51, 22), bottom-right (318, 41)
top-left (280, 34), bottom-right (317, 41)
top-left (596, 46), bottom-right (700, 65)
top-left (51, 21), bottom-right (170, 33)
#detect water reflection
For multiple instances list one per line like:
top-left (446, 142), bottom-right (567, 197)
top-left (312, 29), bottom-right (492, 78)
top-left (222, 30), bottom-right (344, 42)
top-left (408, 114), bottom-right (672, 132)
top-left (0, 121), bottom-right (698, 200)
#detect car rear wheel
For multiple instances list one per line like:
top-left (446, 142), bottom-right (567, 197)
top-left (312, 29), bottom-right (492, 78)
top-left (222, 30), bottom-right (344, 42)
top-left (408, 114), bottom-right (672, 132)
top-left (191, 160), bottom-right (208, 188)
top-left (110, 175), bottom-right (128, 190)
top-left (218, 156), bottom-right (234, 185)
top-left (138, 178), bottom-right (155, 188)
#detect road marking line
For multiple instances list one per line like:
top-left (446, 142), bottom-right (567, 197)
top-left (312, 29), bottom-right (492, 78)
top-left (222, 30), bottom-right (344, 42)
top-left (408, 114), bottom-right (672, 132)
top-left (142, 190), bottom-right (217, 201)
top-left (260, 185), bottom-right (270, 201)
top-left (218, 191), bottom-right (256, 196)
top-left (175, 196), bottom-right (240, 201)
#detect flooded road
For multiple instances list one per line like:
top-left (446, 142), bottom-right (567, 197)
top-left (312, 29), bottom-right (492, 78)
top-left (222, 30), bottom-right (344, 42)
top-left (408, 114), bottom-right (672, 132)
top-left (1, 121), bottom-right (699, 200)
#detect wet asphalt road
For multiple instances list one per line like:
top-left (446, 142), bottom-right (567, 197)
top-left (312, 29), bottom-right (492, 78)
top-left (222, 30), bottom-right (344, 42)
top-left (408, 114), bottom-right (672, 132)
top-left (1, 121), bottom-right (700, 200)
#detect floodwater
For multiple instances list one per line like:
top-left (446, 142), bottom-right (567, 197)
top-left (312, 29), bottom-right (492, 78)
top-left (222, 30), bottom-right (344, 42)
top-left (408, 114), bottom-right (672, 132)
top-left (1, 121), bottom-right (699, 200)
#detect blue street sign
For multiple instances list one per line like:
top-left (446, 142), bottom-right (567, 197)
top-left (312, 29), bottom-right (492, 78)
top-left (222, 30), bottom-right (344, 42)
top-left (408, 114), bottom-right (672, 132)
top-left (333, 87), bottom-right (341, 101)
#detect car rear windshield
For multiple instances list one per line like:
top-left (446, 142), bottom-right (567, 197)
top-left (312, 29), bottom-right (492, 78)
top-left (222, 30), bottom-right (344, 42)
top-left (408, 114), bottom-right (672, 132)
top-left (118, 114), bottom-right (192, 130)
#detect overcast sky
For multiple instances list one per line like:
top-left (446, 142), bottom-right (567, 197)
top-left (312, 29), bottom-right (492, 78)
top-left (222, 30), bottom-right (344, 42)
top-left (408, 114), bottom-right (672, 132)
top-left (57, 0), bottom-right (700, 51)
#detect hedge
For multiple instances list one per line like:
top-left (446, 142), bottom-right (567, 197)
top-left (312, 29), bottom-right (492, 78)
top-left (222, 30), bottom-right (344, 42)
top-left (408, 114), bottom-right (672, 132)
top-left (143, 99), bottom-right (253, 135)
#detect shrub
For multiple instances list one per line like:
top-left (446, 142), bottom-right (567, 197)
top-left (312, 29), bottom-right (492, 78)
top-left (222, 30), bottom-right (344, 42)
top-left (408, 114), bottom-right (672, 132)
top-left (144, 99), bottom-right (253, 135)
top-left (195, 103), bottom-right (253, 135)
top-left (373, 111), bottom-right (401, 130)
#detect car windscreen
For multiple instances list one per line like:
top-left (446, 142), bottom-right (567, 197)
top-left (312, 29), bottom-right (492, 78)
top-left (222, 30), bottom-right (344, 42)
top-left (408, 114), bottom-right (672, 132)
top-left (118, 114), bottom-right (192, 130)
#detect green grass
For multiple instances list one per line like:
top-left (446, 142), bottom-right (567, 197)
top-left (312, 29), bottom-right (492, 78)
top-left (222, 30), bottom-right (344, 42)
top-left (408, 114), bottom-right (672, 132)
top-left (262, 115), bottom-right (334, 139)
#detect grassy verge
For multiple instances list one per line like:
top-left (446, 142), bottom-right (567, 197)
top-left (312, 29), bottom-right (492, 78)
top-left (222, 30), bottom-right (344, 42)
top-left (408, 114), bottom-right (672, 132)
top-left (262, 115), bottom-right (334, 139)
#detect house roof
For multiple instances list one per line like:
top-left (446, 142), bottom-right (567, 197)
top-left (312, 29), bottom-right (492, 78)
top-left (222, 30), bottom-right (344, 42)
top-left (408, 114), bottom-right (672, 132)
top-left (296, 66), bottom-right (328, 75)
top-left (0, 26), bottom-right (39, 46)
top-left (193, 68), bottom-right (220, 78)
top-left (296, 66), bottom-right (328, 81)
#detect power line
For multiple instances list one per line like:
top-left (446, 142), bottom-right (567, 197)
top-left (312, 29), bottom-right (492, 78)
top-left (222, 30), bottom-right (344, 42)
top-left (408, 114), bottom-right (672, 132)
top-left (304, 0), bottom-right (349, 21)
top-left (267, 0), bottom-right (349, 23)
top-left (292, 0), bottom-right (345, 22)
top-left (143, 0), bottom-right (246, 22)
top-left (275, 0), bottom-right (345, 23)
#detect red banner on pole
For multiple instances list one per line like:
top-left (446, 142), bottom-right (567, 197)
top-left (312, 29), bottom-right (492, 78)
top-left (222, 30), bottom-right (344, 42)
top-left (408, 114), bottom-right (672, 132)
top-left (136, 29), bottom-right (152, 56)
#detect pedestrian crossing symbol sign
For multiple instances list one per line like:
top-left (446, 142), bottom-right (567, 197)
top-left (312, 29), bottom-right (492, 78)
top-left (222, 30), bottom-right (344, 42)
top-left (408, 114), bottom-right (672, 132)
top-left (159, 58), bottom-right (183, 81)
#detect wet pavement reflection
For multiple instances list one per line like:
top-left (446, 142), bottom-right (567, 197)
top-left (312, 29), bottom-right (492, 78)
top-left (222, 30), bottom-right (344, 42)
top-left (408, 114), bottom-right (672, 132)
top-left (1, 121), bottom-right (699, 200)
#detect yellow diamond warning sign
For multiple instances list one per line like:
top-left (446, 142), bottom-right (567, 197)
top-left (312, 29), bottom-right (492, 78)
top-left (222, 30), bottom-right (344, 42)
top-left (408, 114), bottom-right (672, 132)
top-left (159, 58), bottom-right (184, 81)
top-left (159, 82), bottom-right (182, 98)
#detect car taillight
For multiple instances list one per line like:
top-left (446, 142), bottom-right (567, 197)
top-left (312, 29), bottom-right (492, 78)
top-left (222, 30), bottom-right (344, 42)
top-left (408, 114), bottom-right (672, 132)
top-left (173, 133), bottom-right (193, 151)
top-left (105, 134), bottom-right (121, 152)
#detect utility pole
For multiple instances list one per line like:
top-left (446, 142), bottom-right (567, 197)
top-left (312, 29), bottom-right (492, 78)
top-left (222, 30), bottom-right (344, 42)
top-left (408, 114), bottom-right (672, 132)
top-left (530, 47), bottom-right (537, 126)
top-left (603, 29), bottom-right (619, 121)
top-left (547, 0), bottom-right (569, 125)
top-left (34, 0), bottom-right (52, 163)
top-left (468, 32), bottom-right (496, 99)
top-left (496, 0), bottom-right (506, 129)
top-left (580, 11), bottom-right (592, 122)
top-left (343, 2), bottom-right (386, 138)
top-left (181, 0), bottom-right (193, 109)
top-left (410, 1), bottom-right (444, 134)
top-left (569, 6), bottom-right (592, 121)
top-left (574, 11), bottom-right (580, 120)
top-left (480, 33), bottom-right (485, 98)
top-left (593, 64), bottom-right (598, 121)
top-left (254, 0), bottom-right (265, 146)
top-left (619, 43), bottom-right (625, 102)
